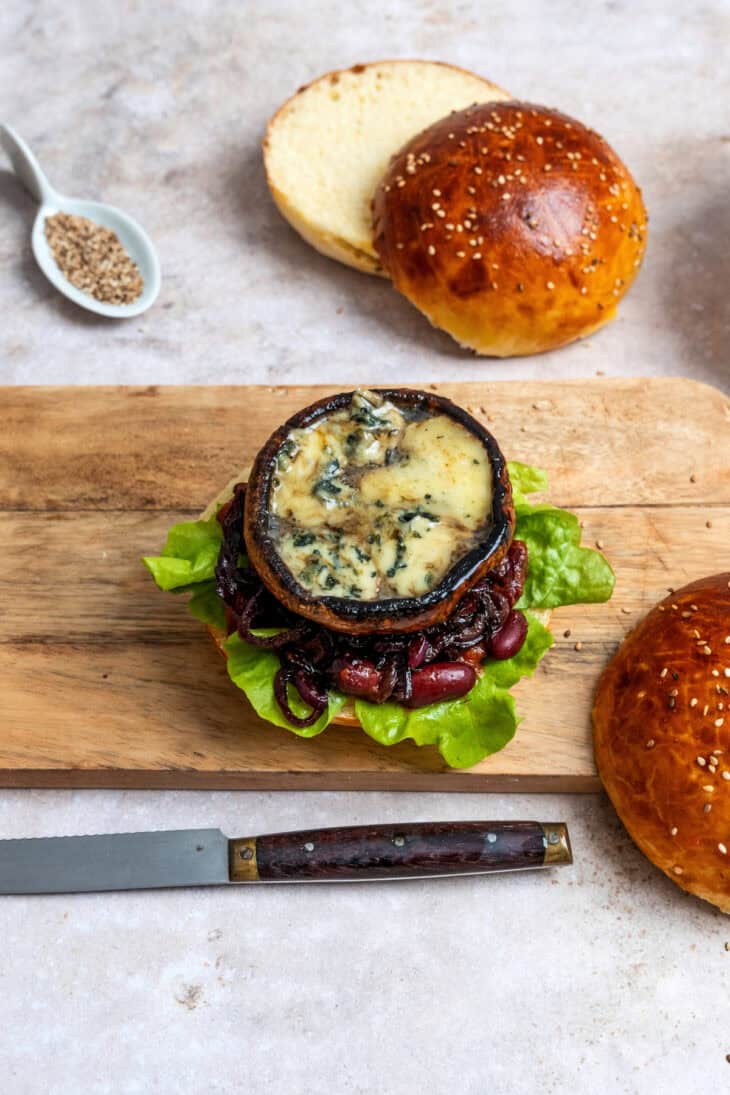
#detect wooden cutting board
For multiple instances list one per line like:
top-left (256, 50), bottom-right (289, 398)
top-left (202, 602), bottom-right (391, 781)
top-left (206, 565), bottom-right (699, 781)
top-left (1, 379), bottom-right (728, 791)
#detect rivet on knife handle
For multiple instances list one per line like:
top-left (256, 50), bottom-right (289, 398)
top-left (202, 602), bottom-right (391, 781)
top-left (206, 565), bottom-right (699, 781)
top-left (228, 821), bottom-right (572, 883)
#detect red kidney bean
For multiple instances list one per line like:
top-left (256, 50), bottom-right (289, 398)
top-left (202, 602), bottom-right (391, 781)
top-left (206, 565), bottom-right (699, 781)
top-left (488, 610), bottom-right (528, 660)
top-left (406, 662), bottom-right (477, 708)
top-left (335, 659), bottom-right (382, 700)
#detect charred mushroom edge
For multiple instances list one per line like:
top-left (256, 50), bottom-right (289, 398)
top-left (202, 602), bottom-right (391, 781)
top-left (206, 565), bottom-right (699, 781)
top-left (244, 388), bottom-right (515, 634)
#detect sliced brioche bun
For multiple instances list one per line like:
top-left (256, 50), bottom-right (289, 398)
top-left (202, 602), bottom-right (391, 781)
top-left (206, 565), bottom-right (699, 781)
top-left (202, 473), bottom-right (549, 729)
top-left (263, 60), bottom-right (510, 275)
top-left (372, 101), bottom-right (648, 356)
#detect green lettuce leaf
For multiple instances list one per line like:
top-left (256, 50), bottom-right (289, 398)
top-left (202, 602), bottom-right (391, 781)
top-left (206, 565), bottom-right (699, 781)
top-left (142, 517), bottom-right (222, 591)
top-left (507, 460), bottom-right (615, 609)
top-left (354, 613), bottom-right (553, 768)
top-left (187, 580), bottom-right (226, 629)
top-left (507, 460), bottom-right (549, 508)
top-left (515, 507), bottom-right (615, 609)
top-left (224, 631), bottom-right (347, 737)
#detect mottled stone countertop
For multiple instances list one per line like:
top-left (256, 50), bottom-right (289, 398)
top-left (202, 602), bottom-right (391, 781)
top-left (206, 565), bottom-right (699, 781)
top-left (0, 3), bottom-right (729, 1093)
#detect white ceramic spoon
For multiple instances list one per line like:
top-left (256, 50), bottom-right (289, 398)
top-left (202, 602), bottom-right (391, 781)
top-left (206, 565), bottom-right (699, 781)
top-left (0, 123), bottom-right (160, 318)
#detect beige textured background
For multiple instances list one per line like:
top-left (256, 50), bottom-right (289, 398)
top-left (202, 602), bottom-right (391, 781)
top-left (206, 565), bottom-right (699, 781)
top-left (0, 2), bottom-right (729, 1093)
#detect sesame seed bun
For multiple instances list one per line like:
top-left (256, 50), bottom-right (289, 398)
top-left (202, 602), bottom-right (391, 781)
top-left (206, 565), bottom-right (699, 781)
top-left (593, 574), bottom-right (730, 914)
top-left (372, 101), bottom-right (647, 356)
top-left (263, 60), bottom-right (510, 275)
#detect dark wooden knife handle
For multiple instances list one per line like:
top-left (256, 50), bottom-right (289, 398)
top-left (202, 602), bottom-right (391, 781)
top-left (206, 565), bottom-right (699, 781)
top-left (229, 821), bottom-right (571, 883)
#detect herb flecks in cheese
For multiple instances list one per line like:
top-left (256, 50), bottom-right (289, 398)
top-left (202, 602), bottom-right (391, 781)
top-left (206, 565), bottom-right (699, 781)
top-left (269, 390), bottom-right (493, 600)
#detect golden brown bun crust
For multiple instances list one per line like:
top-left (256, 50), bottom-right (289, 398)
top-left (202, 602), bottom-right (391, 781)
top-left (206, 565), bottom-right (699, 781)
top-left (593, 574), bottom-right (730, 914)
top-left (372, 101), bottom-right (647, 357)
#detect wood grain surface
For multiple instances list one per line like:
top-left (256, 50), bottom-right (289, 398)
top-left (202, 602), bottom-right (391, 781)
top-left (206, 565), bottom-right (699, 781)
top-left (1, 379), bottom-right (728, 791)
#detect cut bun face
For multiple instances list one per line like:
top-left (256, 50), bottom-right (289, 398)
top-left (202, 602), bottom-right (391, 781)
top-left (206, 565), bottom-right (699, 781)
top-left (263, 60), bottom-right (510, 275)
top-left (593, 574), bottom-right (730, 914)
top-left (202, 470), bottom-right (548, 729)
top-left (372, 100), bottom-right (647, 356)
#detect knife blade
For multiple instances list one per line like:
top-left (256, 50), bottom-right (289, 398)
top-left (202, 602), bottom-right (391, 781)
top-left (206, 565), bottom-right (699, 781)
top-left (0, 821), bottom-right (571, 893)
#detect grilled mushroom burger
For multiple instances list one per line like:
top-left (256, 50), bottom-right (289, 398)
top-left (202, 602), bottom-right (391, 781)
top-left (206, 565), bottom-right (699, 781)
top-left (215, 389), bottom-right (527, 725)
top-left (145, 387), bottom-right (615, 767)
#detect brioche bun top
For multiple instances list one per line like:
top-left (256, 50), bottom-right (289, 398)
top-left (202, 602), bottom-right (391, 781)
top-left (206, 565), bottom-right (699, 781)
top-left (372, 100), bottom-right (647, 356)
top-left (593, 574), bottom-right (730, 914)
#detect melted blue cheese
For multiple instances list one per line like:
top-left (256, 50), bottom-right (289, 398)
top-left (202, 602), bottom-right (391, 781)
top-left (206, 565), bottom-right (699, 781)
top-left (269, 390), bottom-right (493, 600)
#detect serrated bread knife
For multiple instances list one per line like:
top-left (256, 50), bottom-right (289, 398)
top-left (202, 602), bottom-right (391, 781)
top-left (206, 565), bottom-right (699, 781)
top-left (0, 821), bottom-right (572, 893)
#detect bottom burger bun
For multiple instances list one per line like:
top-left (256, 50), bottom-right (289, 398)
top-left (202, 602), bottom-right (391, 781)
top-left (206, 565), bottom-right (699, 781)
top-left (201, 473), bottom-right (549, 729)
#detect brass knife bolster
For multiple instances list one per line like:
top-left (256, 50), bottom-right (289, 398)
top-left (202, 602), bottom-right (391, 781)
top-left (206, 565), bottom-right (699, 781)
top-left (230, 837), bottom-right (260, 882)
top-left (540, 822), bottom-right (572, 866)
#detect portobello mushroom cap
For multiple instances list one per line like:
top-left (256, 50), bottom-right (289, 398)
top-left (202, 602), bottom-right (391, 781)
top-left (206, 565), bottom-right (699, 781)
top-left (244, 388), bottom-right (515, 634)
